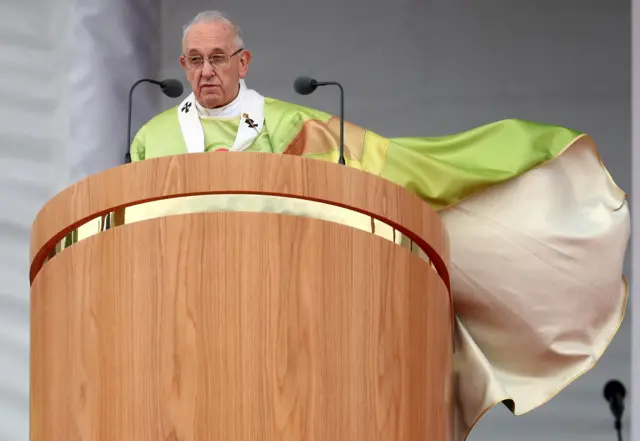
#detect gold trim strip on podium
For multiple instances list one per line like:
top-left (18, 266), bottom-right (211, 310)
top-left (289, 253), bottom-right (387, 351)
top-left (30, 153), bottom-right (449, 287)
top-left (43, 194), bottom-right (439, 279)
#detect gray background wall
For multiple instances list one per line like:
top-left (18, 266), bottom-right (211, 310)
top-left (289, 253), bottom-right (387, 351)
top-left (0, 1), bottom-right (631, 441)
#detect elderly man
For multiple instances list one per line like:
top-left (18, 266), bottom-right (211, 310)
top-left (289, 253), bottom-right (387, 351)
top-left (129, 10), bottom-right (629, 441)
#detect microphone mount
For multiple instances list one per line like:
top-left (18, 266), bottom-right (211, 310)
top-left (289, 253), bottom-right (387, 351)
top-left (603, 379), bottom-right (626, 441)
top-left (125, 78), bottom-right (184, 164)
top-left (293, 77), bottom-right (345, 165)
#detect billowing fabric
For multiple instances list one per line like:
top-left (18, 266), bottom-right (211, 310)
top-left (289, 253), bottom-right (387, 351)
top-left (132, 98), bottom-right (583, 211)
top-left (121, 98), bottom-right (630, 440)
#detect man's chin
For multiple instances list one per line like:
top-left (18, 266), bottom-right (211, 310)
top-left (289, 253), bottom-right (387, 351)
top-left (198, 92), bottom-right (224, 109)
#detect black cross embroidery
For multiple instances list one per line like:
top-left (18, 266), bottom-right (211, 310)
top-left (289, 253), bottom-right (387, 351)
top-left (181, 102), bottom-right (192, 113)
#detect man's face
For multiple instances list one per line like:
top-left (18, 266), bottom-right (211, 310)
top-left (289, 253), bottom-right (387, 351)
top-left (180, 21), bottom-right (251, 108)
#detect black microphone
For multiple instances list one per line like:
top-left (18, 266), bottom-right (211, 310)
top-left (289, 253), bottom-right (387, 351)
top-left (125, 78), bottom-right (184, 164)
top-left (603, 379), bottom-right (626, 441)
top-left (294, 76), bottom-right (345, 165)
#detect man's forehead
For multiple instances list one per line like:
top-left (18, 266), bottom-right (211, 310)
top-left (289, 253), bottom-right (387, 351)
top-left (183, 22), bottom-right (236, 51)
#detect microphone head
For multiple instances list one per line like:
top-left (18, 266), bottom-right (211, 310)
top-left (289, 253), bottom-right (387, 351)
top-left (293, 76), bottom-right (318, 95)
top-left (160, 79), bottom-right (184, 98)
top-left (604, 379), bottom-right (626, 402)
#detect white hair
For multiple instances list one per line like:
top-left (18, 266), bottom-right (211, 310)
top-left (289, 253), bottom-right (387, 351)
top-left (182, 10), bottom-right (245, 50)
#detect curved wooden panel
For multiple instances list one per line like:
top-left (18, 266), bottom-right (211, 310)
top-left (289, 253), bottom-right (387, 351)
top-left (29, 153), bottom-right (449, 286)
top-left (31, 212), bottom-right (453, 441)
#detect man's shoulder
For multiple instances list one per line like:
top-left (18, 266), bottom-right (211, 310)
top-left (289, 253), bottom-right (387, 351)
top-left (140, 105), bottom-right (180, 133)
top-left (130, 105), bottom-right (185, 161)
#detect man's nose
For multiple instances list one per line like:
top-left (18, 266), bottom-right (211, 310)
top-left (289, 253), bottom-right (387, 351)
top-left (202, 59), bottom-right (216, 77)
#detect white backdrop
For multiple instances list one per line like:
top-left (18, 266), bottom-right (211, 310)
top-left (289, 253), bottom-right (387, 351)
top-left (0, 0), bottom-right (160, 440)
top-left (0, 1), bottom-right (632, 441)
top-left (69, 0), bottom-right (161, 180)
top-left (0, 2), bottom-right (72, 440)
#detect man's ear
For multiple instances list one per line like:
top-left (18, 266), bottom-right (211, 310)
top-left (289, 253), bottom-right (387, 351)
top-left (179, 55), bottom-right (187, 70)
top-left (239, 50), bottom-right (252, 78)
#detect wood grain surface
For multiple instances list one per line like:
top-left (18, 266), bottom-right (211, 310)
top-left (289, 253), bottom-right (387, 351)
top-left (31, 212), bottom-right (452, 441)
top-left (29, 153), bottom-right (449, 287)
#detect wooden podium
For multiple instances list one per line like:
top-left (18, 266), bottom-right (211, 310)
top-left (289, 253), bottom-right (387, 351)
top-left (29, 153), bottom-right (453, 440)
